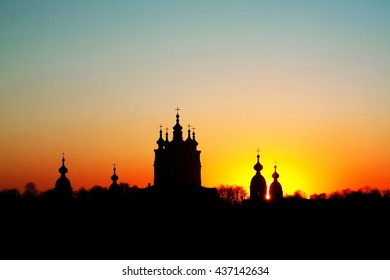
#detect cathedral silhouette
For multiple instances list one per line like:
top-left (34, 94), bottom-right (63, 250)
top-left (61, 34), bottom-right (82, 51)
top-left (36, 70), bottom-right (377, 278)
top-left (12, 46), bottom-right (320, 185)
top-left (52, 108), bottom-right (283, 202)
top-left (154, 108), bottom-right (201, 189)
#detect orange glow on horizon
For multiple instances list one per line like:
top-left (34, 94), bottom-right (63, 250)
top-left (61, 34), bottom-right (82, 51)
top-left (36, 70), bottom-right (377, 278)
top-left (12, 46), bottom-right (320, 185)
top-left (1, 0), bottom-right (390, 201)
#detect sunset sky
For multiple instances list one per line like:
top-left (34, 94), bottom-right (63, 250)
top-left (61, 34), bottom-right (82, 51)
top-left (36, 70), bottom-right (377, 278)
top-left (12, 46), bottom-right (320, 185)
top-left (1, 0), bottom-right (389, 196)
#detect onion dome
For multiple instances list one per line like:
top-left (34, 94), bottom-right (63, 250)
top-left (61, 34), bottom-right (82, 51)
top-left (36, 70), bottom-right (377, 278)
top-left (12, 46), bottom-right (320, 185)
top-left (269, 163), bottom-right (283, 200)
top-left (109, 164), bottom-right (121, 193)
top-left (272, 164), bottom-right (279, 180)
top-left (254, 154), bottom-right (263, 173)
top-left (173, 113), bottom-right (183, 130)
top-left (192, 131), bottom-right (198, 147)
top-left (157, 125), bottom-right (165, 148)
top-left (111, 165), bottom-right (119, 183)
top-left (172, 107), bottom-right (183, 141)
top-left (185, 125), bottom-right (192, 144)
top-left (192, 127), bottom-right (198, 147)
top-left (54, 154), bottom-right (72, 196)
top-left (58, 155), bottom-right (68, 176)
top-left (249, 151), bottom-right (267, 201)
top-left (165, 127), bottom-right (169, 142)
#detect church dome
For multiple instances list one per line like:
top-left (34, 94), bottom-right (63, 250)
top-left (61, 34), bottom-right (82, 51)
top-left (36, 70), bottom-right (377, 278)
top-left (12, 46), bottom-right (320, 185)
top-left (172, 108), bottom-right (184, 142)
top-left (109, 164), bottom-right (121, 192)
top-left (111, 166), bottom-right (118, 182)
top-left (249, 152), bottom-right (267, 201)
top-left (272, 165), bottom-right (279, 179)
top-left (250, 173), bottom-right (267, 189)
top-left (269, 164), bottom-right (283, 200)
top-left (173, 115), bottom-right (183, 131)
top-left (253, 154), bottom-right (263, 172)
top-left (54, 154), bottom-right (72, 195)
top-left (58, 156), bottom-right (68, 175)
top-left (55, 176), bottom-right (72, 192)
top-left (192, 128), bottom-right (198, 147)
top-left (185, 125), bottom-right (192, 144)
top-left (269, 181), bottom-right (283, 199)
top-left (156, 126), bottom-right (165, 148)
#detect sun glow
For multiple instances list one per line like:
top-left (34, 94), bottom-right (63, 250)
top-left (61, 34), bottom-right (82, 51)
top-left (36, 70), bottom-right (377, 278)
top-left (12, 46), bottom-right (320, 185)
top-left (1, 1), bottom-right (390, 196)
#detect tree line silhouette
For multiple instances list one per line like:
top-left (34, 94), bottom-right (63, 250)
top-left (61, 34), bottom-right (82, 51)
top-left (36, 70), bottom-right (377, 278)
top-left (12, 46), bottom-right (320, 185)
top-left (1, 183), bottom-right (389, 260)
top-left (2, 182), bottom-right (389, 206)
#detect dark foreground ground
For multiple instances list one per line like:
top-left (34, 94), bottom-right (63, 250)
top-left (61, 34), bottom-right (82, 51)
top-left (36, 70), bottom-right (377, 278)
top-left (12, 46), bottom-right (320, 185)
top-left (1, 189), bottom-right (389, 260)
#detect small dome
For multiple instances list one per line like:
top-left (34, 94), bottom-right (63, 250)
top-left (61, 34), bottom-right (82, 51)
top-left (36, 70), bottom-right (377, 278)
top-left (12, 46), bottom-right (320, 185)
top-left (172, 110), bottom-right (184, 141)
top-left (55, 176), bottom-right (72, 191)
top-left (254, 155), bottom-right (263, 172)
top-left (250, 152), bottom-right (267, 201)
top-left (269, 181), bottom-right (283, 200)
top-left (58, 156), bottom-right (68, 175)
top-left (109, 165), bottom-right (120, 192)
top-left (54, 154), bottom-right (72, 196)
top-left (165, 128), bottom-right (169, 142)
top-left (270, 164), bottom-right (283, 200)
top-left (272, 165), bottom-right (279, 179)
top-left (157, 128), bottom-right (165, 146)
top-left (111, 170), bottom-right (118, 182)
top-left (251, 173), bottom-right (267, 188)
top-left (270, 181), bottom-right (282, 191)
top-left (173, 115), bottom-right (183, 131)
top-left (185, 126), bottom-right (192, 143)
top-left (192, 130), bottom-right (198, 147)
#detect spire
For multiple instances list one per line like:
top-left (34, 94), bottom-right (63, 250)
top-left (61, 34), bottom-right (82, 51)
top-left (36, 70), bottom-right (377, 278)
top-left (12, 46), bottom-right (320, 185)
top-left (185, 124), bottom-right (192, 143)
top-left (269, 161), bottom-right (283, 200)
top-left (54, 153), bottom-right (72, 195)
top-left (272, 163), bottom-right (280, 180)
top-left (157, 124), bottom-right (165, 148)
top-left (249, 148), bottom-right (267, 201)
top-left (58, 153), bottom-right (68, 176)
top-left (109, 163), bottom-right (121, 193)
top-left (253, 149), bottom-right (263, 173)
top-left (172, 107), bottom-right (183, 141)
top-left (165, 127), bottom-right (169, 142)
top-left (111, 163), bottom-right (119, 183)
top-left (192, 126), bottom-right (198, 147)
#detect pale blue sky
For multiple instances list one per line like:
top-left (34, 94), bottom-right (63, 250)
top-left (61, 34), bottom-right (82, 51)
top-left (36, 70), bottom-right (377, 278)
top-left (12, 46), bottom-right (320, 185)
top-left (1, 0), bottom-right (389, 193)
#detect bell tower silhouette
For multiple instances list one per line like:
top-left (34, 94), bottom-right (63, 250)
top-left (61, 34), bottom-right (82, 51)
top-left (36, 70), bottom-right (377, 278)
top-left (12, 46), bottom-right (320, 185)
top-left (269, 163), bottom-right (283, 200)
top-left (108, 163), bottom-right (121, 193)
top-left (249, 150), bottom-right (267, 201)
top-left (54, 153), bottom-right (72, 197)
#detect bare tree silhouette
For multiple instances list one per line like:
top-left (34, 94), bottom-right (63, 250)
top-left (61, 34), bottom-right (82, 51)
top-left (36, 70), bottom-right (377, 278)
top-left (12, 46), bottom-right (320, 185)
top-left (23, 182), bottom-right (39, 198)
top-left (217, 185), bottom-right (248, 205)
top-left (285, 189), bottom-right (307, 199)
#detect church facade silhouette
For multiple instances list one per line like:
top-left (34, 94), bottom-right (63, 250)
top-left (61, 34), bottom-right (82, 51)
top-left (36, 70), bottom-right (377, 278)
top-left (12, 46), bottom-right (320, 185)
top-left (153, 108), bottom-right (201, 189)
top-left (50, 108), bottom-right (282, 202)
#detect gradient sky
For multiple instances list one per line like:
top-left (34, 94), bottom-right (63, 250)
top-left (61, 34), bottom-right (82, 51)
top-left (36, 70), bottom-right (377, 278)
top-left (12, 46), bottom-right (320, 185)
top-left (1, 0), bottom-right (389, 196)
